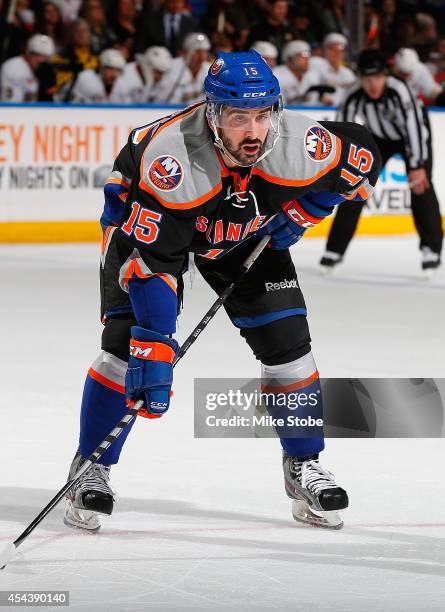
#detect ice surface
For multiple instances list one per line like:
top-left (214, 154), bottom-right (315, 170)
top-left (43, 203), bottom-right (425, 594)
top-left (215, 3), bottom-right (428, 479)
top-left (1, 237), bottom-right (444, 611)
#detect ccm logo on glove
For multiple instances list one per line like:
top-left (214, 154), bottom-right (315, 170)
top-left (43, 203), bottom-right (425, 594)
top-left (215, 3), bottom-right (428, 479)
top-left (282, 200), bottom-right (318, 229)
top-left (129, 339), bottom-right (175, 362)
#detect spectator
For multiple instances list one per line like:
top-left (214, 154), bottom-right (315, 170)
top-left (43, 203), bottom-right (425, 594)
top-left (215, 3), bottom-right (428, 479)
top-left (273, 40), bottom-right (322, 105)
top-left (379, 0), bottom-right (397, 53)
top-left (123, 45), bottom-right (174, 103)
top-left (210, 32), bottom-right (234, 54)
top-left (67, 47), bottom-right (129, 102)
top-left (392, 14), bottom-right (417, 51)
top-left (52, 18), bottom-right (98, 97)
top-left (160, 32), bottom-right (211, 103)
top-left (289, 4), bottom-right (323, 46)
top-left (0, 0), bottom-right (34, 60)
top-left (136, 0), bottom-right (199, 57)
top-left (204, 0), bottom-right (250, 53)
top-left (80, 0), bottom-right (116, 55)
top-left (247, 0), bottom-right (296, 58)
top-left (425, 2), bottom-right (445, 35)
top-left (413, 12), bottom-right (438, 61)
top-left (397, 0), bottom-right (418, 15)
top-left (393, 47), bottom-right (443, 103)
top-left (427, 37), bottom-right (445, 77)
top-left (187, 0), bottom-right (209, 21)
top-left (0, 34), bottom-right (55, 101)
top-left (320, 0), bottom-right (347, 37)
top-left (57, 0), bottom-right (83, 23)
top-left (107, 0), bottom-right (137, 59)
top-left (245, 0), bottom-right (270, 21)
top-left (251, 40), bottom-right (278, 68)
top-left (14, 0), bottom-right (35, 34)
top-left (363, 0), bottom-right (380, 50)
top-left (310, 32), bottom-right (356, 106)
top-left (35, 1), bottom-right (66, 53)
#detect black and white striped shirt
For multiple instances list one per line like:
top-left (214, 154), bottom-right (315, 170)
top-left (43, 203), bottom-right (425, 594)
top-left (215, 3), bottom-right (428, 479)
top-left (337, 76), bottom-right (429, 169)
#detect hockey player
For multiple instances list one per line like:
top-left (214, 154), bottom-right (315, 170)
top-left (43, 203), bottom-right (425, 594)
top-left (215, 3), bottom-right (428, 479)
top-left (0, 34), bottom-right (55, 102)
top-left (273, 40), bottom-right (322, 106)
top-left (320, 50), bottom-right (442, 276)
top-left (393, 47), bottom-right (444, 104)
top-left (122, 46), bottom-right (173, 104)
top-left (65, 50), bottom-right (381, 531)
top-left (160, 32), bottom-right (211, 104)
top-left (68, 48), bottom-right (128, 104)
top-left (251, 41), bottom-right (279, 68)
top-left (310, 33), bottom-right (356, 107)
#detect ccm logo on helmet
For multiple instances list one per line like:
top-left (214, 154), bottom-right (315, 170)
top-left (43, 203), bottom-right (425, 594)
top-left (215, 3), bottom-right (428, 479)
top-left (243, 92), bottom-right (267, 97)
top-left (130, 346), bottom-right (152, 358)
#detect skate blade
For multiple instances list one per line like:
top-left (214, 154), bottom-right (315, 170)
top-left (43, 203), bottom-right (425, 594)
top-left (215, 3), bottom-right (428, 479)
top-left (63, 502), bottom-right (101, 532)
top-left (319, 265), bottom-right (337, 276)
top-left (292, 500), bottom-right (344, 530)
top-left (422, 268), bottom-right (438, 280)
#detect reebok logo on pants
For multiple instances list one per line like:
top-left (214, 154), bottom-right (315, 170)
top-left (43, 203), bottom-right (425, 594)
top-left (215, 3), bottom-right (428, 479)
top-left (265, 279), bottom-right (299, 292)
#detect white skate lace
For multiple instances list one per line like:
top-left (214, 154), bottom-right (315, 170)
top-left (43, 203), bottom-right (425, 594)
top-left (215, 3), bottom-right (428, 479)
top-left (77, 464), bottom-right (113, 496)
top-left (293, 459), bottom-right (338, 496)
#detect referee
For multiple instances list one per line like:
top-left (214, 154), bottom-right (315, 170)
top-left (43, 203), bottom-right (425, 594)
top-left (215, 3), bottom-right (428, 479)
top-left (320, 49), bottom-right (443, 276)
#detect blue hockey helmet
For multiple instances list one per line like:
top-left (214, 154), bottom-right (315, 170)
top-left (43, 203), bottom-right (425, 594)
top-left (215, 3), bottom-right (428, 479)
top-left (205, 51), bottom-right (283, 166)
top-left (204, 50), bottom-right (281, 108)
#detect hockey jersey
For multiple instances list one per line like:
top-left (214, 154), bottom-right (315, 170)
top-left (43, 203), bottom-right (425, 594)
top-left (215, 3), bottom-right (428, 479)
top-left (101, 103), bottom-right (381, 292)
top-left (310, 57), bottom-right (356, 106)
top-left (120, 62), bottom-right (178, 104)
top-left (157, 57), bottom-right (210, 104)
top-left (0, 56), bottom-right (38, 102)
top-left (69, 69), bottom-right (132, 104)
top-left (273, 64), bottom-right (321, 106)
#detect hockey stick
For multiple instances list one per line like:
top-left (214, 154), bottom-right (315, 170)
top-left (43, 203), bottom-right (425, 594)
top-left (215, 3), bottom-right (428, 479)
top-left (0, 235), bottom-right (270, 570)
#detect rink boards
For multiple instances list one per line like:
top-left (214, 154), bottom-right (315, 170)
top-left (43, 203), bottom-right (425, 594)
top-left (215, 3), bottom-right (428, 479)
top-left (0, 103), bottom-right (444, 243)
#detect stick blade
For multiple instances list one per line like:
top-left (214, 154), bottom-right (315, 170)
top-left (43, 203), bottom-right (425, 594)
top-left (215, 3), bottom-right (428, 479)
top-left (0, 542), bottom-right (17, 570)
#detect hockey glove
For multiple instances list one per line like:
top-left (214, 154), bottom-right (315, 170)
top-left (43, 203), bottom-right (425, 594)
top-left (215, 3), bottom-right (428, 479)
top-left (125, 326), bottom-right (178, 418)
top-left (255, 192), bottom-right (344, 250)
top-left (255, 212), bottom-right (306, 250)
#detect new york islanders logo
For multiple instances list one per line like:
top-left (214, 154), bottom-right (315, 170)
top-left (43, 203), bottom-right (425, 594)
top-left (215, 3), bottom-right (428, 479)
top-left (304, 126), bottom-right (333, 162)
top-left (210, 58), bottom-right (224, 76)
top-left (148, 155), bottom-right (184, 191)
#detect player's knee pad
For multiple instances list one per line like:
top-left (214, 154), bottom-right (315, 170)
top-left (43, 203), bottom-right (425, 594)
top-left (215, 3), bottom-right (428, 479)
top-left (101, 316), bottom-right (136, 362)
top-left (261, 351), bottom-right (325, 457)
top-left (80, 351), bottom-right (134, 464)
top-left (240, 315), bottom-right (311, 365)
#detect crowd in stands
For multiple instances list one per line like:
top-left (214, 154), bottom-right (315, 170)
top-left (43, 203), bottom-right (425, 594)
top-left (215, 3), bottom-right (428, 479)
top-left (1, 0), bottom-right (445, 105)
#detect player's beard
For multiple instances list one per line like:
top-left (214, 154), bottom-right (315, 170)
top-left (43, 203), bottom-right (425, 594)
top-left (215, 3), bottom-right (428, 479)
top-left (220, 133), bottom-right (264, 166)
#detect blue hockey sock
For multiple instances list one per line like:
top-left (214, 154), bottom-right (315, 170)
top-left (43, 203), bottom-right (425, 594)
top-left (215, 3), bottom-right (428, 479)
top-left (261, 352), bottom-right (325, 457)
top-left (79, 352), bottom-right (136, 465)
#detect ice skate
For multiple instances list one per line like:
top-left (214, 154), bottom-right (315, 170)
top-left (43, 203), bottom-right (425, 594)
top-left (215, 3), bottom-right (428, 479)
top-left (421, 247), bottom-right (441, 280)
top-left (64, 451), bottom-right (114, 531)
top-left (319, 251), bottom-right (343, 275)
top-left (283, 452), bottom-right (348, 530)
